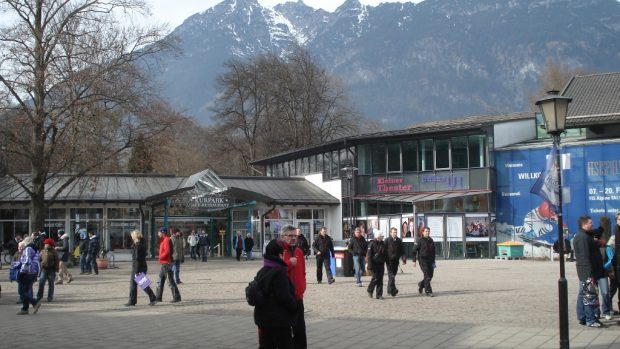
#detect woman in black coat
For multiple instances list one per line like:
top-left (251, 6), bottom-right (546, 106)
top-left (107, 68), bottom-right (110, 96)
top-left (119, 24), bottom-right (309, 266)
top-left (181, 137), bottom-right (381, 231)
top-left (125, 230), bottom-right (157, 306)
top-left (254, 239), bottom-right (297, 349)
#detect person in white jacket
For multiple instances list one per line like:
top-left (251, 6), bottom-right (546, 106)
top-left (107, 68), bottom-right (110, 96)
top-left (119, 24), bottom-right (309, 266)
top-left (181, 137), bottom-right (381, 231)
top-left (187, 230), bottom-right (199, 261)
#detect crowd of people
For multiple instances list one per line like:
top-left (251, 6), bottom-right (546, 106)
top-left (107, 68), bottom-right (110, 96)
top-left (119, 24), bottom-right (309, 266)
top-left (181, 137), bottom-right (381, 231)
top-left (572, 213), bottom-right (620, 328)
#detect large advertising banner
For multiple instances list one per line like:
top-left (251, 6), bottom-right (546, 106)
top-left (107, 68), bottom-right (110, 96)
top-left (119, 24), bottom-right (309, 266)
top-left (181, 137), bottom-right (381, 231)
top-left (495, 143), bottom-right (620, 245)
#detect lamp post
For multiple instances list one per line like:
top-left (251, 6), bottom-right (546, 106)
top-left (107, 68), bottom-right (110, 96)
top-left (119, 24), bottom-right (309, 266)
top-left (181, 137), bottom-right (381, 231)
top-left (342, 166), bottom-right (358, 239)
top-left (535, 90), bottom-right (572, 349)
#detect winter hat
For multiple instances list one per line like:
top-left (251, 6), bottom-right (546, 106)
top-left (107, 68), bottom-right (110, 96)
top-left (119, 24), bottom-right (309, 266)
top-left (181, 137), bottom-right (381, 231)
top-left (159, 226), bottom-right (168, 234)
top-left (264, 239), bottom-right (284, 258)
top-left (44, 238), bottom-right (56, 246)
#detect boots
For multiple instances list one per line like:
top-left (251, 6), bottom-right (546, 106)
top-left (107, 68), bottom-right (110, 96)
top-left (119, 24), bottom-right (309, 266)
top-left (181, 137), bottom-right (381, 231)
top-left (146, 286), bottom-right (157, 305)
top-left (155, 287), bottom-right (163, 302)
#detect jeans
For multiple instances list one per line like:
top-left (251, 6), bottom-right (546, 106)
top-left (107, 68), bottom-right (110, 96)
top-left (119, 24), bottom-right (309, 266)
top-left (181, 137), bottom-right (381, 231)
top-left (245, 250), bottom-right (253, 261)
top-left (189, 246), bottom-right (198, 260)
top-left (386, 258), bottom-right (400, 296)
top-left (418, 259), bottom-right (434, 294)
top-left (80, 254), bottom-right (88, 273)
top-left (352, 255), bottom-right (365, 284)
top-left (316, 254), bottom-right (333, 282)
top-left (201, 246), bottom-right (209, 261)
top-left (598, 276), bottom-right (611, 316)
top-left (37, 270), bottom-right (56, 300)
top-left (577, 281), bottom-right (598, 325)
top-left (172, 260), bottom-right (181, 283)
top-left (84, 254), bottom-right (98, 274)
top-left (17, 273), bottom-right (37, 311)
top-left (156, 263), bottom-right (181, 301)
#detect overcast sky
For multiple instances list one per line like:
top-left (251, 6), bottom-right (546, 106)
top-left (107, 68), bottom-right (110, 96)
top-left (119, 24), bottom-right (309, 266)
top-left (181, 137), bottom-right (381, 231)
top-left (147, 0), bottom-right (421, 28)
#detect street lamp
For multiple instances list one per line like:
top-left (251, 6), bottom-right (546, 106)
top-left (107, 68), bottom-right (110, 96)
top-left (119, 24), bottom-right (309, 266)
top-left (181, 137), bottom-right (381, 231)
top-left (341, 166), bottom-right (358, 239)
top-left (536, 90), bottom-right (572, 349)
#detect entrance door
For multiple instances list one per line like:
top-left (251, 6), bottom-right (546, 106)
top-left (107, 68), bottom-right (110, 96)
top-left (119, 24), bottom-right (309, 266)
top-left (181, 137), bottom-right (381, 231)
top-left (426, 215), bottom-right (444, 258)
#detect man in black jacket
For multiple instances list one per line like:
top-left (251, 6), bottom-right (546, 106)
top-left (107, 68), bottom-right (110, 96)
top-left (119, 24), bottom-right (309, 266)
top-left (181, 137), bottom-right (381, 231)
top-left (573, 215), bottom-right (605, 328)
top-left (312, 227), bottom-right (335, 284)
top-left (412, 226), bottom-right (436, 297)
top-left (386, 227), bottom-right (406, 297)
top-left (348, 227), bottom-right (368, 287)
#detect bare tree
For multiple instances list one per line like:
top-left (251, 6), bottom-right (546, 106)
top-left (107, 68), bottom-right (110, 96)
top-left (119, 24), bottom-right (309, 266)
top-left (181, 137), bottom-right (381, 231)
top-left (210, 46), bottom-right (359, 175)
top-left (529, 58), bottom-right (587, 108)
top-left (0, 0), bottom-right (176, 230)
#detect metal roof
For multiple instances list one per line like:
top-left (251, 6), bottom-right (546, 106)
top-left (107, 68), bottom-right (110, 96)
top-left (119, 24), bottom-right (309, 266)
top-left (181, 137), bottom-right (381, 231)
top-left (252, 111), bottom-right (535, 165)
top-left (0, 172), bottom-right (339, 206)
top-left (563, 72), bottom-right (620, 127)
top-left (0, 174), bottom-right (184, 204)
top-left (221, 176), bottom-right (340, 205)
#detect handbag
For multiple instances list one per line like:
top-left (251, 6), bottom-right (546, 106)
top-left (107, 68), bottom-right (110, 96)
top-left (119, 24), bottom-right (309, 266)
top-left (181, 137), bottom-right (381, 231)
top-left (9, 261), bottom-right (21, 282)
top-left (134, 272), bottom-right (152, 289)
top-left (582, 279), bottom-right (599, 307)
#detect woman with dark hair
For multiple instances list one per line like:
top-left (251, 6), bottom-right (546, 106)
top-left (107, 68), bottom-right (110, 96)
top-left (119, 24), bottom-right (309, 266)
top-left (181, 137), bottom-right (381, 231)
top-left (125, 230), bottom-right (157, 306)
top-left (253, 239), bottom-right (297, 348)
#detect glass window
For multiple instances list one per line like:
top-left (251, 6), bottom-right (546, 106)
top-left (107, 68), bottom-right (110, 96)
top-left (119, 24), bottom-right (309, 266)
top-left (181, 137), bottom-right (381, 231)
top-left (451, 136), bottom-right (468, 169)
top-left (0, 209), bottom-right (14, 219)
top-left (266, 165), bottom-right (273, 177)
top-left (402, 141), bottom-right (417, 172)
top-left (357, 144), bottom-right (372, 175)
top-left (419, 139), bottom-right (434, 171)
top-left (372, 143), bottom-right (386, 174)
top-left (309, 155), bottom-right (316, 173)
top-left (322, 153), bottom-right (330, 179)
top-left (70, 208), bottom-right (103, 220)
top-left (302, 157), bottom-right (309, 174)
top-left (468, 136), bottom-right (486, 168)
top-left (107, 208), bottom-right (140, 219)
top-left (312, 209), bottom-right (324, 219)
top-left (15, 209), bottom-right (29, 220)
top-left (435, 139), bottom-right (450, 169)
top-left (232, 210), bottom-right (247, 221)
top-left (387, 143), bottom-right (401, 172)
top-left (296, 209), bottom-right (312, 219)
top-left (331, 150), bottom-right (339, 179)
top-left (316, 154), bottom-right (323, 173)
top-left (47, 208), bottom-right (65, 220)
top-left (108, 221), bottom-right (139, 250)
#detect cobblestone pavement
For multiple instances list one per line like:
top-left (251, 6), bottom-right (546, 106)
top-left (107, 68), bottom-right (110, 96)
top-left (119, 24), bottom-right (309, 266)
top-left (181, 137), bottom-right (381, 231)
top-left (1, 258), bottom-right (619, 348)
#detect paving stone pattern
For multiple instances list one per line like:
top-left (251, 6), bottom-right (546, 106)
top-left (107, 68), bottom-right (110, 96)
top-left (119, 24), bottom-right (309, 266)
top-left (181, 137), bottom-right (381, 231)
top-left (1, 258), bottom-right (619, 348)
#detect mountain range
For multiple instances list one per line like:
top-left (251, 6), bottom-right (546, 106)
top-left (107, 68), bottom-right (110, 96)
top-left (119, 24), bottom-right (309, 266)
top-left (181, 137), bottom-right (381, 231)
top-left (150, 0), bottom-right (620, 127)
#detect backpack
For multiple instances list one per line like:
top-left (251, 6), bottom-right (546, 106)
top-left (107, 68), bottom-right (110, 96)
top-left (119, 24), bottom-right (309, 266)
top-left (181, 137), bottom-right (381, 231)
top-left (40, 247), bottom-right (56, 270)
top-left (245, 269), bottom-right (275, 307)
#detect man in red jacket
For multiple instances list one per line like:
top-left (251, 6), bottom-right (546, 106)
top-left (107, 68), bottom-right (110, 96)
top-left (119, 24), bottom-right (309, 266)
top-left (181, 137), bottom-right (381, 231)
top-left (155, 227), bottom-right (181, 303)
top-left (280, 225), bottom-right (307, 349)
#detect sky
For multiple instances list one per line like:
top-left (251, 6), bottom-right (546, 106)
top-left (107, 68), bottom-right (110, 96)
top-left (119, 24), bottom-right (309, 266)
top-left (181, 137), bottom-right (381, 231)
top-left (147, 0), bottom-right (421, 28)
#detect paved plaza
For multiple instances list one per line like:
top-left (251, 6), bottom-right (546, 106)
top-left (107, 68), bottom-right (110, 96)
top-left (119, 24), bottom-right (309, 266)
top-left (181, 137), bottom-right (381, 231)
top-left (1, 257), bottom-right (619, 348)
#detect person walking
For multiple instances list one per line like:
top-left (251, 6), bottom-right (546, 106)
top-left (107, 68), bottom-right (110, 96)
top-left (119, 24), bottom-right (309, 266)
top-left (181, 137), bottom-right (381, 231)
top-left (367, 231), bottom-right (387, 300)
top-left (584, 222), bottom-right (612, 320)
top-left (16, 236), bottom-right (42, 315)
top-left (253, 239), bottom-right (297, 349)
top-left (78, 231), bottom-right (89, 274)
top-left (233, 231), bottom-right (245, 261)
top-left (610, 212), bottom-right (620, 314)
top-left (125, 230), bottom-right (157, 307)
top-left (312, 227), bottom-right (335, 284)
top-left (188, 230), bottom-right (199, 261)
top-left (412, 226), bottom-right (436, 297)
top-left (348, 227), bottom-right (368, 287)
top-left (155, 227), bottom-right (181, 303)
top-left (198, 230), bottom-right (211, 262)
top-left (280, 225), bottom-right (307, 349)
top-left (86, 230), bottom-right (100, 275)
top-left (245, 233), bottom-right (255, 261)
top-left (55, 232), bottom-right (73, 285)
top-left (385, 227), bottom-right (406, 297)
top-left (171, 229), bottom-right (185, 284)
top-left (573, 215), bottom-right (605, 327)
top-left (37, 238), bottom-right (59, 302)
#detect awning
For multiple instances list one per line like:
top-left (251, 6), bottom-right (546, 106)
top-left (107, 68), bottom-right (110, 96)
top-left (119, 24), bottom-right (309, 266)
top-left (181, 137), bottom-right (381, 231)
top-left (354, 189), bottom-right (491, 203)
